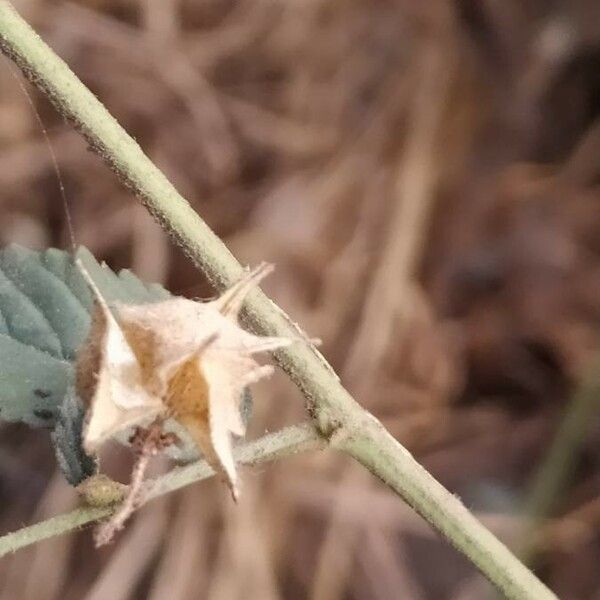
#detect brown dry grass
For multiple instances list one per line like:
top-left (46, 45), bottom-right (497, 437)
top-left (1, 0), bottom-right (600, 598)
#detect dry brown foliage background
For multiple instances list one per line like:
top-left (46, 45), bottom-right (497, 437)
top-left (0, 1), bottom-right (599, 598)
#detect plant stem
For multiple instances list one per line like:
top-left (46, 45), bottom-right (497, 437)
top-left (333, 416), bottom-right (553, 599)
top-left (0, 3), bottom-right (557, 597)
top-left (0, 423), bottom-right (324, 558)
top-left (520, 358), bottom-right (600, 563)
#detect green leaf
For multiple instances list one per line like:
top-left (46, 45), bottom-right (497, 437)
top-left (52, 386), bottom-right (98, 485)
top-left (0, 245), bottom-right (170, 426)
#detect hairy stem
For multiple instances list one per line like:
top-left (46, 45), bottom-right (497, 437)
top-left (0, 3), bottom-right (557, 598)
top-left (0, 423), bottom-right (324, 558)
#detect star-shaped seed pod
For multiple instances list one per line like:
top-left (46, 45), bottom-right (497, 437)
top-left (76, 262), bottom-right (291, 498)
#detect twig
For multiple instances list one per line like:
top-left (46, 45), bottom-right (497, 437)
top-left (0, 423), bottom-right (325, 558)
top-left (93, 449), bottom-right (151, 547)
top-left (93, 420), bottom-right (175, 547)
top-left (0, 3), bottom-right (557, 598)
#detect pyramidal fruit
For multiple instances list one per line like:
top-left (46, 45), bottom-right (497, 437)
top-left (76, 261), bottom-right (291, 499)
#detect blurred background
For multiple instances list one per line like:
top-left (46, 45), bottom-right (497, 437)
top-left (0, 0), bottom-right (599, 598)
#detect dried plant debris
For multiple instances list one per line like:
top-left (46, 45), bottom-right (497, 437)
top-left (93, 419), bottom-right (177, 546)
top-left (77, 260), bottom-right (292, 502)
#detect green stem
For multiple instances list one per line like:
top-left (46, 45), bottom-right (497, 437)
top-left (520, 359), bottom-right (600, 562)
top-left (0, 3), bottom-right (556, 597)
top-left (333, 417), bottom-right (555, 599)
top-left (0, 423), bottom-right (324, 558)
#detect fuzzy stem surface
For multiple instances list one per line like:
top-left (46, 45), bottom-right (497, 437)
top-left (0, 423), bottom-right (323, 557)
